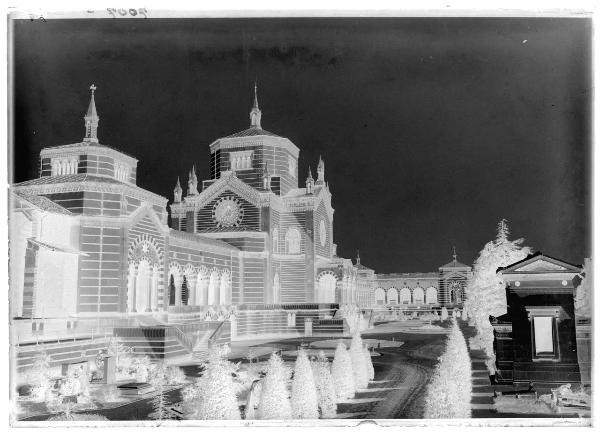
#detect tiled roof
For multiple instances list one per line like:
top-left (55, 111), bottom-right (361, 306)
top-left (13, 192), bottom-right (73, 215)
top-left (224, 126), bottom-right (281, 139)
top-left (13, 174), bottom-right (126, 187)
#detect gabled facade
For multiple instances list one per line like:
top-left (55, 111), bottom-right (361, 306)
top-left (493, 253), bottom-right (583, 386)
top-left (170, 87), bottom-right (348, 305)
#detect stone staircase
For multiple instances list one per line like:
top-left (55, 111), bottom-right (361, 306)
top-left (458, 322), bottom-right (515, 418)
top-left (113, 326), bottom-right (191, 360)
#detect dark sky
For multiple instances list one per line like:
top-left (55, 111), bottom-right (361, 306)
top-left (11, 17), bottom-right (592, 273)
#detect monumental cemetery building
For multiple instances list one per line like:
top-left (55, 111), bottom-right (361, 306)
top-left (9, 85), bottom-right (474, 374)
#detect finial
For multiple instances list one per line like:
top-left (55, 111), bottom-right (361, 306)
top-left (83, 84), bottom-right (100, 142)
top-left (356, 249), bottom-right (361, 265)
top-left (452, 246), bottom-right (457, 261)
top-left (250, 80), bottom-right (262, 128)
top-left (253, 79), bottom-right (259, 109)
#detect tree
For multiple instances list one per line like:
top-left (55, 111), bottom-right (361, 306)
top-left (440, 307), bottom-right (448, 321)
top-left (363, 345), bottom-right (375, 381)
top-left (257, 352), bottom-right (292, 419)
top-left (149, 385), bottom-right (175, 420)
top-left (188, 345), bottom-right (240, 420)
top-left (424, 319), bottom-right (472, 418)
top-left (312, 351), bottom-right (337, 418)
top-left (27, 350), bottom-right (52, 402)
top-left (464, 219), bottom-right (531, 361)
top-left (290, 349), bottom-right (319, 419)
top-left (575, 258), bottom-right (592, 319)
top-left (350, 332), bottom-right (369, 390)
top-left (331, 342), bottom-right (355, 401)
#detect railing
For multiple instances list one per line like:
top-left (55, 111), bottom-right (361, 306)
top-left (237, 303), bottom-right (339, 311)
top-left (207, 321), bottom-right (229, 348)
top-left (15, 327), bottom-right (114, 349)
top-left (170, 325), bottom-right (194, 352)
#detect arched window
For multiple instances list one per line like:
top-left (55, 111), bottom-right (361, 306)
top-left (400, 288), bottom-right (411, 305)
top-left (425, 287), bottom-right (437, 304)
top-left (285, 228), bottom-right (301, 254)
top-left (413, 287), bottom-right (424, 305)
top-left (374, 288), bottom-right (386, 306)
top-left (272, 229), bottom-right (279, 253)
top-left (387, 288), bottom-right (398, 305)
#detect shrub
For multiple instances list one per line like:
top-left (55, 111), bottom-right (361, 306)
top-left (331, 342), bottom-right (355, 401)
top-left (291, 349), bottom-right (319, 419)
top-left (257, 352), bottom-right (292, 419)
top-left (440, 307), bottom-right (448, 321)
top-left (363, 345), bottom-right (375, 381)
top-left (350, 332), bottom-right (369, 390)
top-left (311, 352), bottom-right (337, 419)
top-left (423, 319), bottom-right (472, 418)
top-left (187, 345), bottom-right (240, 420)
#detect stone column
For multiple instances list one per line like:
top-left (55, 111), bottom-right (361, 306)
top-left (175, 277), bottom-right (183, 306)
top-left (128, 265), bottom-right (137, 313)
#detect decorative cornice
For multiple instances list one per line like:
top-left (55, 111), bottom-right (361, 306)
top-left (15, 180), bottom-right (167, 206)
top-left (209, 136), bottom-right (300, 158)
top-left (40, 142), bottom-right (138, 166)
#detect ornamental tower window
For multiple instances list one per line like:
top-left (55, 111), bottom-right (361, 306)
top-left (51, 157), bottom-right (79, 176)
top-left (285, 227), bottom-right (301, 254)
top-left (114, 163), bottom-right (130, 182)
top-left (230, 151), bottom-right (253, 171)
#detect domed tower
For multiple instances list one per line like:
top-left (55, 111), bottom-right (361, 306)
top-left (207, 84), bottom-right (300, 195)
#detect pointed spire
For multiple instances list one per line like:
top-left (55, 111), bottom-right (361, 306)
top-left (250, 80), bottom-right (262, 128)
top-left (188, 165), bottom-right (199, 196)
top-left (174, 177), bottom-right (183, 203)
top-left (305, 167), bottom-right (314, 194)
top-left (83, 84), bottom-right (100, 143)
top-left (356, 249), bottom-right (361, 265)
top-left (316, 155), bottom-right (325, 184)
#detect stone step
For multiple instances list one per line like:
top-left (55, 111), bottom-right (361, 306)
top-left (471, 403), bottom-right (496, 410)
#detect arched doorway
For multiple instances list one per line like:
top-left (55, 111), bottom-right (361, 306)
top-left (317, 272), bottom-right (337, 303)
top-left (219, 270), bottom-right (231, 305)
top-left (195, 268), bottom-right (208, 306)
top-left (208, 270), bottom-right (219, 306)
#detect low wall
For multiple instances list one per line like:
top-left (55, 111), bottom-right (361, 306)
top-left (576, 321), bottom-right (591, 385)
